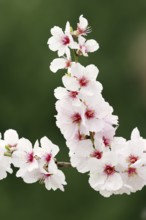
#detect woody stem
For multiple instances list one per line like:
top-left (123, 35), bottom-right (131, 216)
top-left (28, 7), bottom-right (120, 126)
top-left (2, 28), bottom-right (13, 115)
top-left (57, 162), bottom-right (72, 168)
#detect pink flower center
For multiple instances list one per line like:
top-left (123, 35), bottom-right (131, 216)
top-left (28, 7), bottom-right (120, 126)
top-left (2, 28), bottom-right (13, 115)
top-left (104, 165), bottom-right (115, 176)
top-left (66, 60), bottom-right (71, 68)
top-left (45, 153), bottom-right (52, 163)
top-left (62, 36), bottom-right (70, 45)
top-left (103, 137), bottom-right (110, 147)
top-left (91, 150), bottom-right (102, 159)
top-left (79, 76), bottom-right (89, 87)
top-left (85, 109), bottom-right (95, 119)
top-left (128, 155), bottom-right (138, 164)
top-left (128, 167), bottom-right (137, 177)
top-left (72, 113), bottom-right (82, 124)
top-left (27, 152), bottom-right (34, 163)
top-left (69, 91), bottom-right (78, 99)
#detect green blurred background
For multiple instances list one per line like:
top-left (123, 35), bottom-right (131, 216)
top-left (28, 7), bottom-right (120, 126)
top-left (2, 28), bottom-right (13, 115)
top-left (0, 0), bottom-right (146, 219)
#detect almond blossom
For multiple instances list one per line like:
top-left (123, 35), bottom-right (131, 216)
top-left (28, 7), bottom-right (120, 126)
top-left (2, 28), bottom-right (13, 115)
top-left (48, 22), bottom-right (78, 57)
top-left (83, 96), bottom-right (118, 133)
top-left (50, 51), bottom-right (72, 73)
top-left (88, 151), bottom-right (123, 197)
top-left (116, 129), bottom-right (146, 193)
top-left (12, 138), bottom-right (39, 182)
top-left (75, 15), bottom-right (91, 36)
top-left (40, 168), bottom-right (67, 191)
top-left (62, 63), bottom-right (102, 96)
top-left (77, 36), bottom-right (99, 56)
top-left (54, 87), bottom-right (80, 104)
top-left (56, 99), bottom-right (88, 140)
top-left (35, 136), bottom-right (59, 172)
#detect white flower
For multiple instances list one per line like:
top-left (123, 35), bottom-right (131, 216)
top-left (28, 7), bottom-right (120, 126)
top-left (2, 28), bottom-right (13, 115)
top-left (95, 124), bottom-right (116, 147)
top-left (62, 63), bottom-right (102, 96)
top-left (48, 22), bottom-right (78, 57)
top-left (35, 136), bottom-right (67, 191)
top-left (56, 99), bottom-right (88, 140)
top-left (54, 86), bottom-right (90, 106)
top-left (77, 36), bottom-right (99, 56)
top-left (12, 138), bottom-right (39, 182)
top-left (117, 129), bottom-right (146, 193)
top-left (50, 51), bottom-right (72, 73)
top-left (83, 96), bottom-right (118, 133)
top-left (76, 15), bottom-right (91, 36)
top-left (0, 141), bottom-right (13, 180)
top-left (41, 168), bottom-right (67, 191)
top-left (67, 130), bottom-right (112, 173)
top-left (88, 151), bottom-right (123, 197)
top-left (54, 87), bottom-right (79, 102)
top-left (35, 136), bottom-right (59, 172)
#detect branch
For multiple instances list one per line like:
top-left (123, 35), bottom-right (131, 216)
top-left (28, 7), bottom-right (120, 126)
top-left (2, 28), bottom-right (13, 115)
top-left (57, 162), bottom-right (72, 168)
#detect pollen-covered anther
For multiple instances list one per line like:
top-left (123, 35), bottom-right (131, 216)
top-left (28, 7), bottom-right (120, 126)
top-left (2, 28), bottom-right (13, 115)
top-left (85, 109), bottom-right (95, 119)
top-left (128, 155), bottom-right (139, 164)
top-left (104, 165), bottom-right (115, 176)
top-left (71, 113), bottom-right (82, 124)
top-left (69, 91), bottom-right (78, 98)
top-left (91, 150), bottom-right (102, 159)
top-left (127, 167), bottom-right (137, 177)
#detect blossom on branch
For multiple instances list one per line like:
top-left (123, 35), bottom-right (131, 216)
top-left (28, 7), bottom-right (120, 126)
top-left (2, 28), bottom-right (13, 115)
top-left (77, 36), bottom-right (99, 56)
top-left (75, 15), bottom-right (91, 36)
top-left (48, 22), bottom-right (78, 57)
top-left (49, 15), bottom-right (146, 197)
top-left (1, 15), bottom-right (146, 197)
top-left (0, 129), bottom-right (67, 191)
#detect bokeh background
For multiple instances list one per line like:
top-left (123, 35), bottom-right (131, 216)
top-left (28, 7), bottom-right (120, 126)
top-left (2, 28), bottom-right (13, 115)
top-left (0, 0), bottom-right (146, 219)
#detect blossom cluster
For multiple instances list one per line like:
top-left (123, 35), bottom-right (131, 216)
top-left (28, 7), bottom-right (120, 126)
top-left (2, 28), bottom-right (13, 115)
top-left (0, 129), bottom-right (66, 191)
top-left (48, 15), bottom-right (146, 197)
top-left (48, 15), bottom-right (99, 73)
top-left (1, 15), bottom-right (146, 197)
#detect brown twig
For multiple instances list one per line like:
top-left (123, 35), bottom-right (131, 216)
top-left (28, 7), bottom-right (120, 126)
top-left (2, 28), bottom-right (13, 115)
top-left (57, 162), bottom-right (72, 168)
